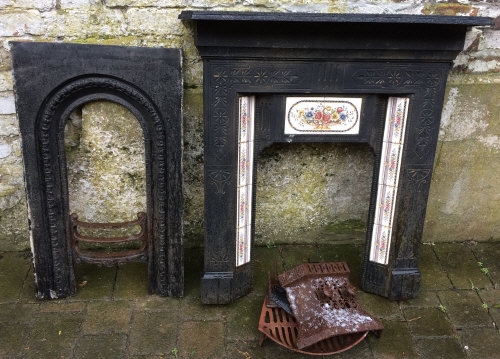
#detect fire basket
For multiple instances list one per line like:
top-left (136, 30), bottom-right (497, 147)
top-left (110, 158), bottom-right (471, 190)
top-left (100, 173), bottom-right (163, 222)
top-left (258, 262), bottom-right (383, 355)
top-left (70, 212), bottom-right (148, 266)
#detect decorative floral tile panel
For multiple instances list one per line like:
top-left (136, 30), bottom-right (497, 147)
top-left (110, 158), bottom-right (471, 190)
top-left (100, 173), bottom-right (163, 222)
top-left (284, 96), bottom-right (362, 135)
top-left (370, 97), bottom-right (409, 265)
top-left (236, 96), bottom-right (255, 267)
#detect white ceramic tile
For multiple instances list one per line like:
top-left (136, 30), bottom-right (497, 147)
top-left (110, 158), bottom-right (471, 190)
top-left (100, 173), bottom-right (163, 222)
top-left (238, 184), bottom-right (253, 228)
top-left (237, 226), bottom-right (247, 266)
top-left (284, 96), bottom-right (362, 135)
top-left (239, 96), bottom-right (254, 144)
top-left (237, 225), bottom-right (252, 267)
top-left (378, 142), bottom-right (403, 189)
top-left (245, 224), bottom-right (252, 264)
top-left (383, 97), bottom-right (409, 144)
top-left (239, 141), bottom-right (249, 186)
top-left (376, 184), bottom-right (397, 228)
top-left (236, 96), bottom-right (255, 267)
top-left (370, 97), bottom-right (409, 266)
top-left (370, 224), bottom-right (392, 265)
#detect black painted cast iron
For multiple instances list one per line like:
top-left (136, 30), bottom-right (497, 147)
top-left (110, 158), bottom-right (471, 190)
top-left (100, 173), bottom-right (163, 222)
top-left (11, 42), bottom-right (184, 299)
top-left (179, 11), bottom-right (493, 304)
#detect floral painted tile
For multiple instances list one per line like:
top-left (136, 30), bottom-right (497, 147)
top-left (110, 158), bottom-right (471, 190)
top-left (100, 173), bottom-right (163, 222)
top-left (370, 224), bottom-right (392, 265)
top-left (237, 184), bottom-right (252, 229)
top-left (239, 96), bottom-right (254, 144)
top-left (374, 184), bottom-right (397, 228)
top-left (285, 97), bottom-right (362, 135)
top-left (378, 142), bottom-right (403, 189)
top-left (370, 97), bottom-right (410, 266)
top-left (382, 97), bottom-right (409, 144)
top-left (236, 96), bottom-right (255, 267)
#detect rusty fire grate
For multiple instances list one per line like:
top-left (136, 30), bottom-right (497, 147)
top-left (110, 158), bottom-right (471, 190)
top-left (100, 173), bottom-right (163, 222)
top-left (70, 212), bottom-right (148, 266)
top-left (258, 262), bottom-right (383, 355)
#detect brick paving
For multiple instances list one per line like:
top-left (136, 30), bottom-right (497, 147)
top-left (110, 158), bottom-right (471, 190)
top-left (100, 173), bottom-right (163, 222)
top-left (0, 241), bottom-right (499, 358)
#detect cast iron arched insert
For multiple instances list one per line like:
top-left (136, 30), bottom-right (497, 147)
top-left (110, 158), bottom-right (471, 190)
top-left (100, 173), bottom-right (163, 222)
top-left (11, 42), bottom-right (183, 299)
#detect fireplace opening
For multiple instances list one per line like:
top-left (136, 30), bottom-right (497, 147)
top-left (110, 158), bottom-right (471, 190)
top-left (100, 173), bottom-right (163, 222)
top-left (255, 142), bottom-right (374, 246)
top-left (64, 101), bottom-right (147, 264)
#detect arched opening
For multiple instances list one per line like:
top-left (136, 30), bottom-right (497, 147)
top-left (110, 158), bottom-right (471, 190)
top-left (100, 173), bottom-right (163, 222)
top-left (64, 101), bottom-right (147, 262)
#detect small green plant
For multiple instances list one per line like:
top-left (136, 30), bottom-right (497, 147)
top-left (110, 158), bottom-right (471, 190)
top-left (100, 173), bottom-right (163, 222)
top-left (439, 304), bottom-right (447, 313)
top-left (477, 261), bottom-right (489, 275)
top-left (469, 279), bottom-right (478, 290)
top-left (482, 303), bottom-right (489, 310)
top-left (266, 242), bottom-right (276, 249)
top-left (171, 348), bottom-right (178, 358)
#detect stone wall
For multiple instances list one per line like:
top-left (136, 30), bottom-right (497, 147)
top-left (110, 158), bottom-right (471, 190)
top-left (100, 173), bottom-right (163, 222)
top-left (0, 0), bottom-right (499, 250)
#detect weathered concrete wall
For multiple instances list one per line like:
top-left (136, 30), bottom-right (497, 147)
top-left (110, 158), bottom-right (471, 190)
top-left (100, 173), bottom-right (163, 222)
top-left (0, 0), bottom-right (499, 250)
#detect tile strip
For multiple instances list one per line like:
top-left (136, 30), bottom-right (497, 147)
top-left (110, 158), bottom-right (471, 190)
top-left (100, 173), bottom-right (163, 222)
top-left (370, 97), bottom-right (409, 265)
top-left (236, 96), bottom-right (255, 267)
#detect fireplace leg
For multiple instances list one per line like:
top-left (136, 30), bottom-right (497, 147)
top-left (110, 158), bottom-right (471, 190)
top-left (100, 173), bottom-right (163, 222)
top-left (389, 268), bottom-right (421, 300)
top-left (201, 272), bottom-right (233, 304)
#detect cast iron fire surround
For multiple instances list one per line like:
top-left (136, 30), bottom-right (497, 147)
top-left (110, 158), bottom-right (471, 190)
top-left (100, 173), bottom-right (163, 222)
top-left (180, 11), bottom-right (493, 304)
top-left (11, 42), bottom-right (184, 299)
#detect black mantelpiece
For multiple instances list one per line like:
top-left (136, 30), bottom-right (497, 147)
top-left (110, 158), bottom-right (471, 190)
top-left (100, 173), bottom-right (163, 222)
top-left (180, 11), bottom-right (492, 304)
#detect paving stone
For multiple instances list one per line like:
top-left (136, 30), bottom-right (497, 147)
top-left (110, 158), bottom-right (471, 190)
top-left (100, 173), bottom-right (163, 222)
top-left (39, 301), bottom-right (86, 313)
top-left (113, 262), bottom-right (149, 299)
top-left (0, 274), bottom-right (23, 302)
top-left (134, 295), bottom-right (180, 312)
top-left (27, 312), bottom-right (84, 359)
top-left (332, 338), bottom-right (374, 359)
top-left (73, 334), bottom-right (127, 359)
top-left (399, 291), bottom-right (440, 308)
top-left (179, 295), bottom-right (225, 321)
top-left (178, 321), bottom-right (225, 359)
top-left (73, 263), bottom-right (117, 300)
top-left (418, 245), bottom-right (453, 290)
top-left (477, 288), bottom-right (500, 327)
top-left (357, 291), bottom-right (403, 320)
top-left (253, 246), bottom-right (282, 295)
top-left (471, 242), bottom-right (500, 288)
top-left (225, 293), bottom-right (263, 341)
top-left (0, 321), bottom-right (30, 356)
top-left (183, 248), bottom-right (204, 298)
top-left (18, 266), bottom-right (37, 303)
top-left (225, 340), bottom-right (268, 359)
top-left (403, 307), bottom-right (454, 337)
top-left (368, 320), bottom-right (419, 359)
top-left (459, 327), bottom-right (500, 359)
top-left (82, 300), bottom-right (132, 334)
top-left (438, 290), bottom-right (492, 328)
top-left (415, 338), bottom-right (466, 358)
top-left (0, 252), bottom-right (31, 274)
top-left (434, 243), bottom-right (491, 289)
top-left (128, 311), bottom-right (177, 355)
top-left (0, 303), bottom-right (39, 322)
top-left (0, 252), bottom-right (30, 302)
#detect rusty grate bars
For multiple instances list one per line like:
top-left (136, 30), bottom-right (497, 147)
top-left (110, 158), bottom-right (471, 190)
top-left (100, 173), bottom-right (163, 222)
top-left (70, 212), bottom-right (148, 266)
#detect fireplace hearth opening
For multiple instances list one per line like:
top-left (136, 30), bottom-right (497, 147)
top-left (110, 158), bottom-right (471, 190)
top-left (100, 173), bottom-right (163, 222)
top-left (64, 101), bottom-right (148, 264)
